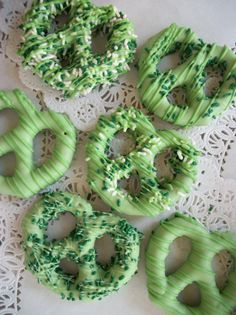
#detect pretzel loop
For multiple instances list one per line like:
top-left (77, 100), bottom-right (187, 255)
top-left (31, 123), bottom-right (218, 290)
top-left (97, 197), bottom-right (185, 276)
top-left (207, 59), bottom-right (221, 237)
top-left (22, 192), bottom-right (141, 301)
top-left (19, 0), bottom-right (137, 98)
top-left (138, 23), bottom-right (236, 127)
top-left (0, 90), bottom-right (76, 198)
top-left (146, 214), bottom-right (236, 315)
top-left (86, 107), bottom-right (199, 216)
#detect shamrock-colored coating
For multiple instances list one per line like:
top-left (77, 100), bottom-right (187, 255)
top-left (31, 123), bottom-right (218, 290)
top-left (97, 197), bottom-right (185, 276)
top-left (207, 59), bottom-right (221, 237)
top-left (146, 213), bottom-right (236, 315)
top-left (86, 107), bottom-right (199, 216)
top-left (138, 23), bottom-right (236, 127)
top-left (18, 0), bottom-right (137, 98)
top-left (0, 90), bottom-right (76, 198)
top-left (22, 192), bottom-right (142, 301)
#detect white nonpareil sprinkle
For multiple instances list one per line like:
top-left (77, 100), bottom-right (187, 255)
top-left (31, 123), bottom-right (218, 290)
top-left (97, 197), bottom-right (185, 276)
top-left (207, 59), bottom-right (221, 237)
top-left (99, 132), bottom-right (106, 140)
top-left (177, 150), bottom-right (184, 160)
top-left (178, 191), bottom-right (187, 197)
top-left (142, 148), bottom-right (153, 156)
top-left (72, 68), bottom-right (78, 76)
top-left (124, 64), bottom-right (130, 71)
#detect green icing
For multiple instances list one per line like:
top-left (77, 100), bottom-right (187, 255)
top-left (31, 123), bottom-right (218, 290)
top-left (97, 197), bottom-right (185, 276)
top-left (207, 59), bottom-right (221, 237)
top-left (146, 213), bottom-right (236, 315)
top-left (22, 192), bottom-right (142, 301)
top-left (0, 90), bottom-right (76, 198)
top-left (86, 107), bottom-right (199, 216)
top-left (138, 23), bottom-right (236, 127)
top-left (18, 0), bottom-right (137, 98)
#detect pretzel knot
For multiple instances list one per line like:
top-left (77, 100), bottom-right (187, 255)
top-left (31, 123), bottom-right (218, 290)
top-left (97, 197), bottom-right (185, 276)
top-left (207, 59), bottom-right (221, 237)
top-left (0, 90), bottom-right (76, 198)
top-left (86, 107), bottom-right (199, 216)
top-left (22, 192), bottom-right (142, 301)
top-left (138, 23), bottom-right (236, 127)
top-left (19, 0), bottom-right (137, 98)
top-left (146, 214), bottom-right (236, 315)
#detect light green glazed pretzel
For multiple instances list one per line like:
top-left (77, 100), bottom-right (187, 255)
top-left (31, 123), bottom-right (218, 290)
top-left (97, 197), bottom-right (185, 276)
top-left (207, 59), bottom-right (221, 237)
top-left (86, 107), bottom-right (199, 216)
top-left (22, 192), bottom-right (142, 301)
top-left (0, 89), bottom-right (76, 198)
top-left (18, 0), bottom-right (137, 98)
top-left (146, 213), bottom-right (236, 315)
top-left (138, 23), bottom-right (236, 127)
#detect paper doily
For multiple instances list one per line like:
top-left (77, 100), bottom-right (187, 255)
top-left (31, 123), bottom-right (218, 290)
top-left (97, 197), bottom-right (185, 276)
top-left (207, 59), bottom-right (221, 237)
top-left (0, 0), bottom-right (32, 35)
top-left (1, 2), bottom-right (236, 314)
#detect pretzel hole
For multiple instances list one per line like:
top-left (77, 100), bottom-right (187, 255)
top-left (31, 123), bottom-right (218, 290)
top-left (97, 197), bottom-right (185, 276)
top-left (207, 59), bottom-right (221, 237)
top-left (165, 236), bottom-right (192, 276)
top-left (0, 108), bottom-right (19, 136)
top-left (47, 9), bottom-right (71, 35)
top-left (177, 282), bottom-right (201, 307)
top-left (117, 170), bottom-right (141, 197)
top-left (203, 64), bottom-right (224, 98)
top-left (155, 148), bottom-right (174, 186)
top-left (46, 211), bottom-right (77, 241)
top-left (33, 129), bottom-right (56, 167)
top-left (0, 152), bottom-right (16, 177)
top-left (157, 51), bottom-right (180, 73)
top-left (57, 46), bottom-right (75, 68)
top-left (107, 130), bottom-right (136, 159)
top-left (91, 31), bottom-right (109, 55)
top-left (59, 258), bottom-right (79, 276)
top-left (167, 86), bottom-right (188, 107)
top-left (212, 250), bottom-right (235, 293)
top-left (95, 234), bottom-right (115, 266)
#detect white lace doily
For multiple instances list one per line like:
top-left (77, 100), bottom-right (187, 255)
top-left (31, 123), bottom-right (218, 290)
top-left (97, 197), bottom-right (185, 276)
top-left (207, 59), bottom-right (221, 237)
top-left (1, 1), bottom-right (236, 314)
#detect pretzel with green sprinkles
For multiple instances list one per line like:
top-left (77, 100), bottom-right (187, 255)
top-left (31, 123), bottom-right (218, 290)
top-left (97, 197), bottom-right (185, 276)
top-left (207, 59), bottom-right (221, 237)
top-left (22, 192), bottom-right (142, 301)
top-left (18, 0), bottom-right (137, 98)
top-left (146, 213), bottom-right (236, 315)
top-left (0, 90), bottom-right (76, 198)
top-left (86, 107), bottom-right (199, 216)
top-left (138, 23), bottom-right (236, 127)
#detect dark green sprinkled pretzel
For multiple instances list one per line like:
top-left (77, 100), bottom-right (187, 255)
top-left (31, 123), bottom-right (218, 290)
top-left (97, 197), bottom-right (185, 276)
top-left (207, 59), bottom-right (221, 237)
top-left (18, 0), bottom-right (137, 98)
top-left (22, 192), bottom-right (142, 301)
top-left (86, 107), bottom-right (199, 216)
top-left (138, 23), bottom-right (236, 127)
top-left (146, 213), bottom-right (236, 315)
top-left (0, 90), bottom-right (76, 198)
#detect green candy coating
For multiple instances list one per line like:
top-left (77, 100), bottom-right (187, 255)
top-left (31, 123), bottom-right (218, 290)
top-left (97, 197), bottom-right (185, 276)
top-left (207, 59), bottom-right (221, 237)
top-left (86, 107), bottom-right (199, 216)
top-left (138, 23), bottom-right (236, 127)
top-left (146, 213), bottom-right (236, 315)
top-left (22, 192), bottom-right (142, 301)
top-left (0, 89), bottom-right (76, 198)
top-left (19, 0), bottom-right (137, 98)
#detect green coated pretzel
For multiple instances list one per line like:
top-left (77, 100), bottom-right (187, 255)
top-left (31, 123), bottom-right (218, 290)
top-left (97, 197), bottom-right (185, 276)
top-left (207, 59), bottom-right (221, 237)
top-left (138, 23), bottom-right (236, 127)
top-left (0, 90), bottom-right (76, 198)
top-left (146, 213), bottom-right (236, 315)
top-left (18, 0), bottom-right (137, 98)
top-left (86, 107), bottom-right (199, 216)
top-left (22, 192), bottom-right (142, 301)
